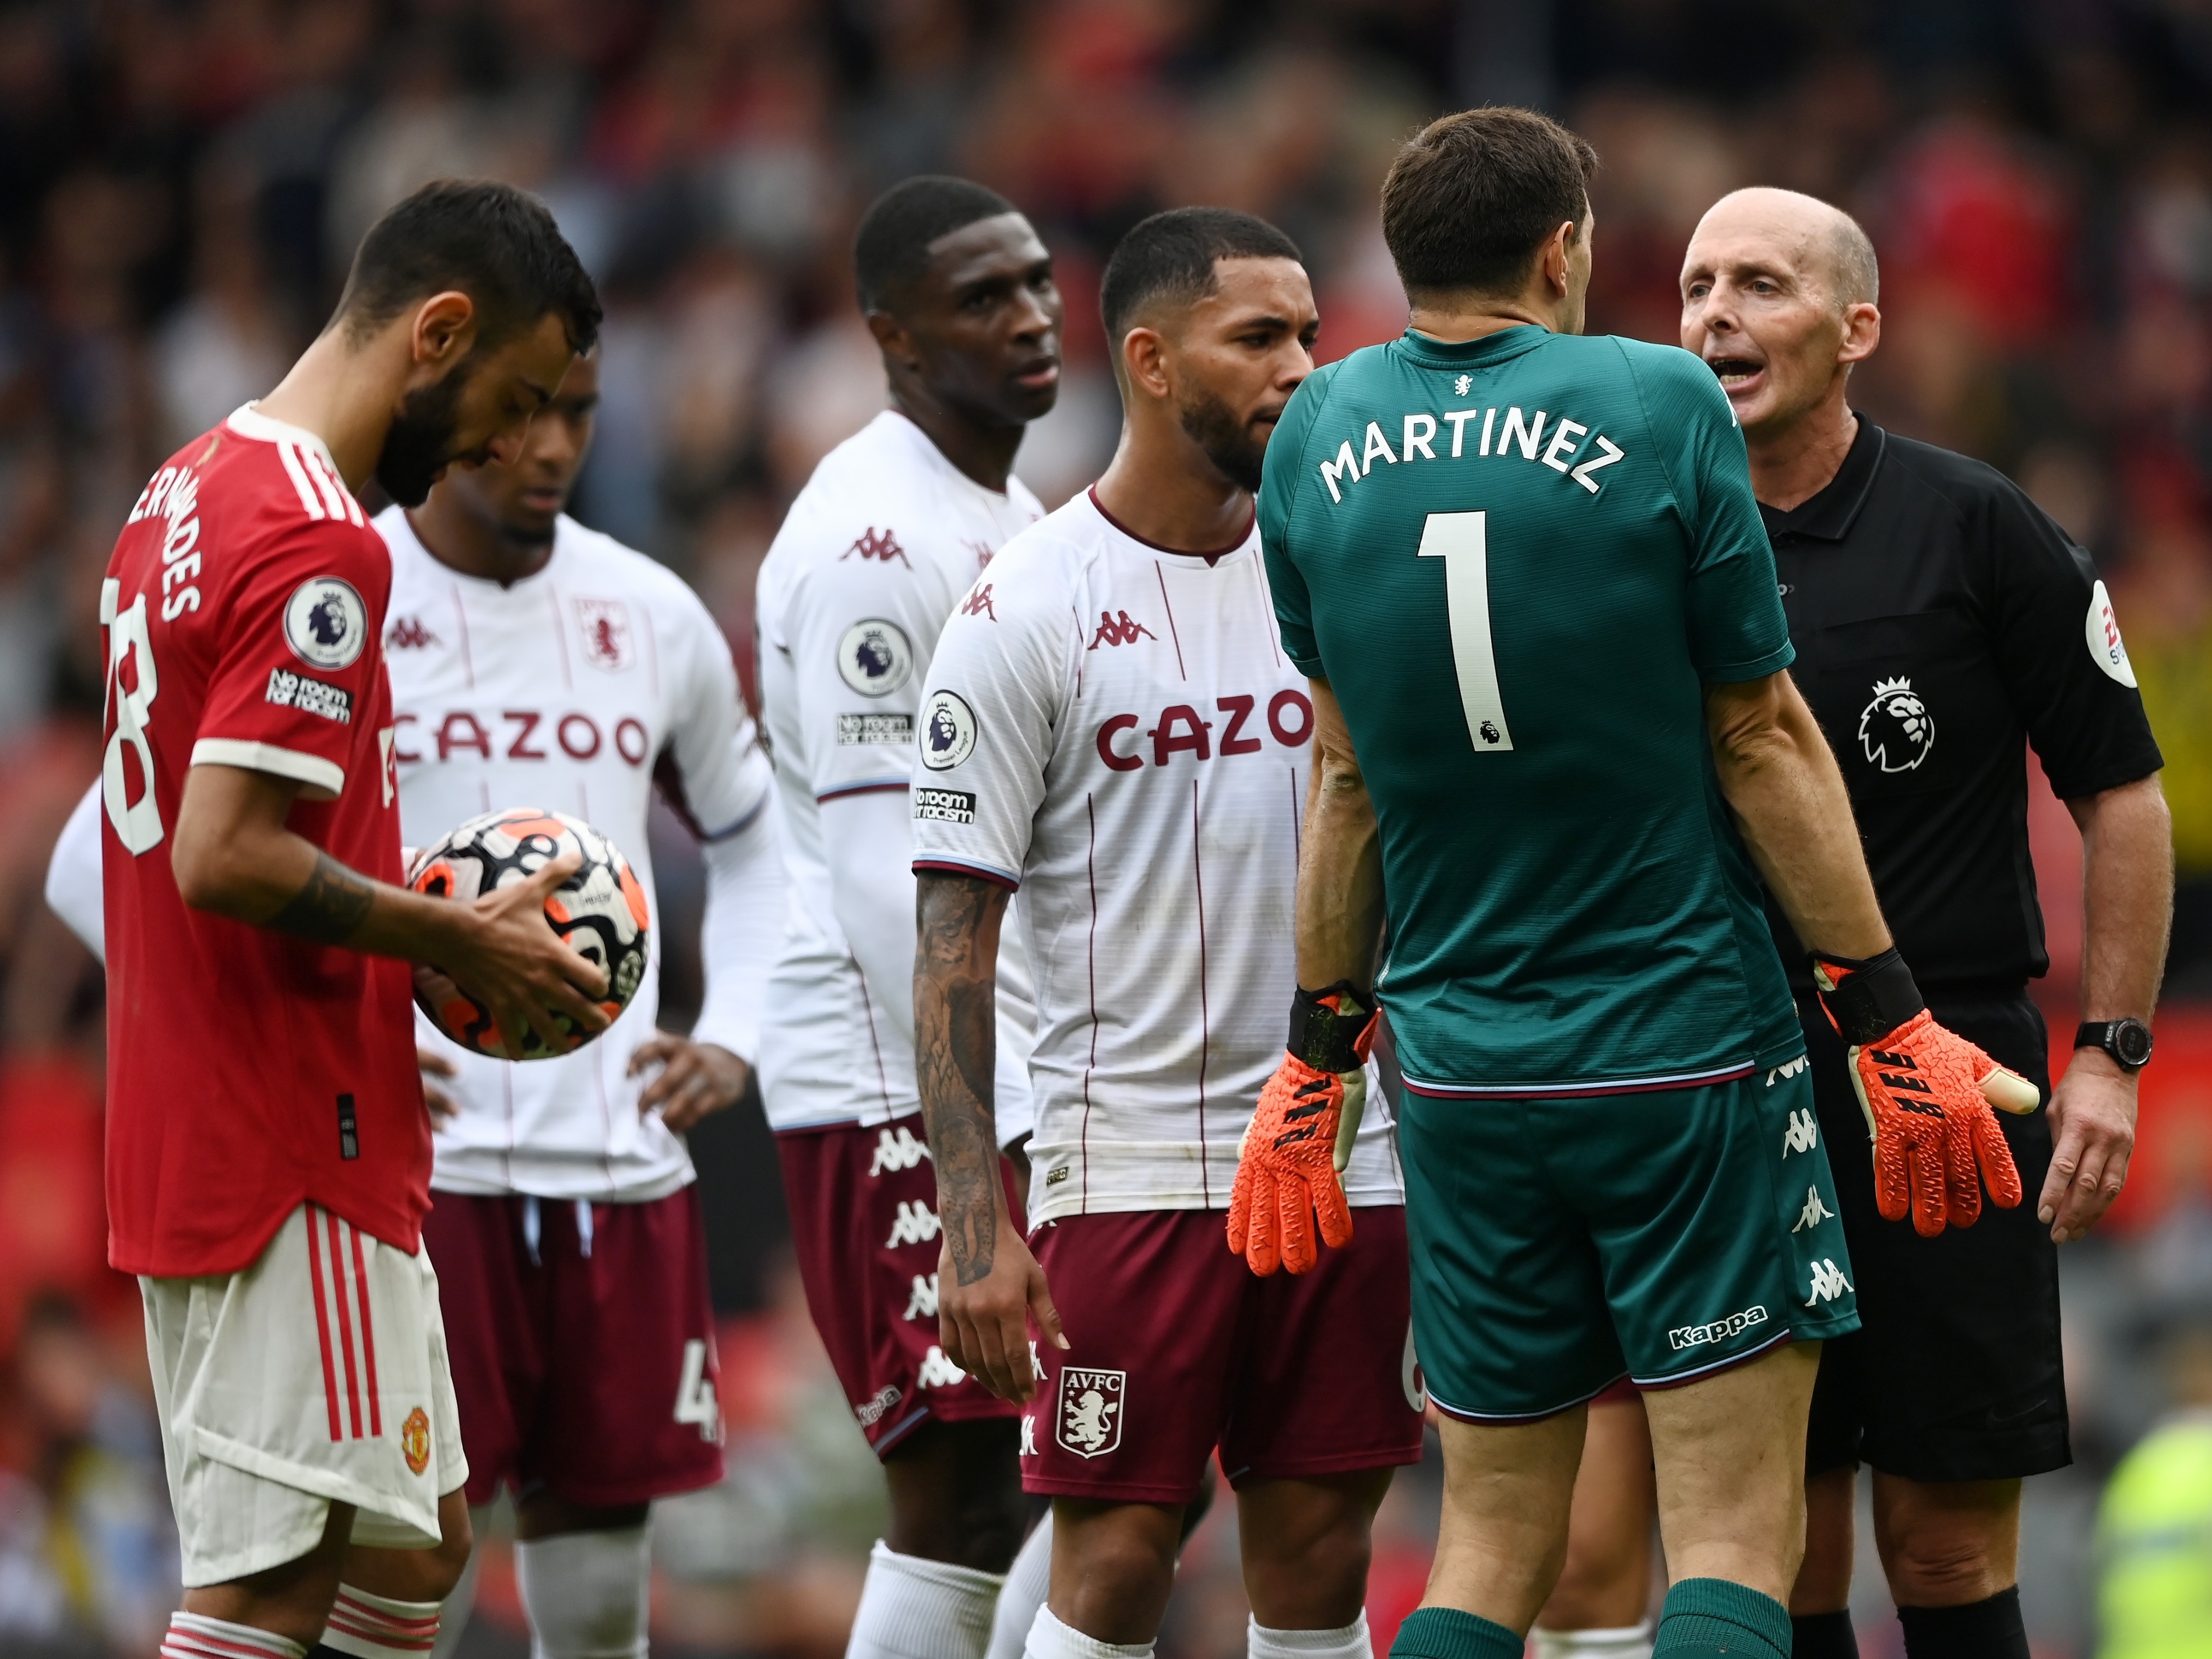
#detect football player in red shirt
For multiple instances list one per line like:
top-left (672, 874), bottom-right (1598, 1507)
top-left (104, 179), bottom-right (608, 1659)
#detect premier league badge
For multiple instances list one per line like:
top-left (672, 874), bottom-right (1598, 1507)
top-left (283, 576), bottom-right (368, 671)
top-left (837, 619), bottom-right (914, 697)
top-left (1858, 676), bottom-right (1935, 773)
top-left (1056, 1366), bottom-right (1125, 1459)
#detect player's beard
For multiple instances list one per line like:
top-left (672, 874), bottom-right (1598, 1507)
top-left (1179, 384), bottom-right (1266, 495)
top-left (376, 363), bottom-right (474, 509)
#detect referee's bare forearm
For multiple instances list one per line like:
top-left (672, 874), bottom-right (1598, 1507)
top-left (1295, 678), bottom-right (1388, 989)
top-left (2068, 774), bottom-right (2173, 1022)
top-left (1704, 670), bottom-right (1890, 961)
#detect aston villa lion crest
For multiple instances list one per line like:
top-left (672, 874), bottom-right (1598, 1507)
top-left (577, 598), bottom-right (635, 671)
top-left (1858, 676), bottom-right (1934, 773)
top-left (1056, 1366), bottom-right (1125, 1458)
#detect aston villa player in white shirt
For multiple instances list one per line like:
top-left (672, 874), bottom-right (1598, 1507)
top-left (753, 177), bottom-right (1059, 1659)
top-left (910, 210), bottom-right (1421, 1659)
top-left (46, 348), bottom-right (782, 1659)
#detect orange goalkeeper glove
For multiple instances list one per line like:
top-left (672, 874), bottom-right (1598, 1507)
top-left (1228, 982), bottom-right (1378, 1277)
top-left (1812, 949), bottom-right (2041, 1238)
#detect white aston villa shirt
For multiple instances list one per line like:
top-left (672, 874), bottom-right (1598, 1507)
top-left (379, 508), bottom-right (777, 1199)
top-left (755, 411), bottom-right (1044, 1136)
top-left (908, 489), bottom-right (1404, 1223)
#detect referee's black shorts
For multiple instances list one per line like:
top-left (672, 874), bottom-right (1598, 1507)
top-left (1799, 986), bottom-right (2072, 1483)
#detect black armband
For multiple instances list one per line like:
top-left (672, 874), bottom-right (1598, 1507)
top-left (1288, 981), bottom-right (1376, 1073)
top-left (1809, 947), bottom-right (1925, 1046)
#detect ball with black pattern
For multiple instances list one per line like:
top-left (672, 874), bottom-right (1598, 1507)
top-left (406, 806), bottom-right (650, 1059)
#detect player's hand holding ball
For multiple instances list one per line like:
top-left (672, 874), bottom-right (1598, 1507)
top-left (1813, 948), bottom-right (2041, 1237)
top-left (1229, 982), bottom-right (1379, 1275)
top-left (408, 807), bottom-right (648, 1061)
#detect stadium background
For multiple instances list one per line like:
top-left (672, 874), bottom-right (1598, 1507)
top-left (1, 0), bottom-right (2210, 1653)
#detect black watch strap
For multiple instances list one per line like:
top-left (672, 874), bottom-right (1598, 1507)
top-left (2076, 1018), bottom-right (2154, 1072)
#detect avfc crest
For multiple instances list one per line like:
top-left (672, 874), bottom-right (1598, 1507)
top-left (1056, 1366), bottom-right (1125, 1458)
top-left (1858, 676), bottom-right (1934, 773)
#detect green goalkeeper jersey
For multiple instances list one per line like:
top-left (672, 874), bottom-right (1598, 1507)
top-left (1260, 325), bottom-right (1804, 1098)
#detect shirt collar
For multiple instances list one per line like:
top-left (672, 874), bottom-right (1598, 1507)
top-left (225, 401), bottom-right (343, 474)
top-left (1389, 323), bottom-right (1554, 371)
top-left (1759, 417), bottom-right (1885, 543)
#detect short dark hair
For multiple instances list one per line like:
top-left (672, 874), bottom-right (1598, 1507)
top-left (1100, 207), bottom-right (1302, 344)
top-left (1381, 107), bottom-right (1598, 298)
top-left (334, 179), bottom-right (600, 354)
top-left (854, 176), bottom-right (1020, 312)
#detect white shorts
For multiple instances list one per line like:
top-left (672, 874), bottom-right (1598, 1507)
top-left (141, 1202), bottom-right (467, 1586)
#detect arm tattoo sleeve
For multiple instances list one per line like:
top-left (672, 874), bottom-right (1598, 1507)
top-left (268, 851), bottom-right (376, 944)
top-left (914, 874), bottom-right (1006, 1287)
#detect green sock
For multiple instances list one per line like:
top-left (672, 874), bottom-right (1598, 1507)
top-left (1654, 1579), bottom-right (1792, 1659)
top-left (1390, 1607), bottom-right (1525, 1659)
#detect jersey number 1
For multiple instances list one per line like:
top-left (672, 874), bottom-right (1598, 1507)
top-left (1417, 512), bottom-right (1513, 753)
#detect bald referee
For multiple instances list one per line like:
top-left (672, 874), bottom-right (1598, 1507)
top-left (1668, 189), bottom-right (2171, 1659)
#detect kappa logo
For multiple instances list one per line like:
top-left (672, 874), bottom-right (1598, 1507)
top-left (1859, 677), bottom-right (1935, 772)
top-left (843, 527), bottom-right (911, 566)
top-left (868, 1126), bottom-right (931, 1176)
top-left (902, 1273), bottom-right (939, 1322)
top-left (915, 1345), bottom-right (967, 1389)
top-left (1806, 1258), bottom-right (1855, 1308)
top-left (1019, 1415), bottom-right (1038, 1456)
top-left (1667, 1305), bottom-right (1769, 1351)
top-left (885, 1199), bottom-right (942, 1249)
top-left (965, 539), bottom-right (996, 572)
top-left (1057, 1367), bottom-right (1125, 1458)
top-left (1767, 1055), bottom-right (1808, 1087)
top-left (1793, 1185), bottom-right (1836, 1233)
top-left (386, 615), bottom-right (438, 650)
top-left (576, 598), bottom-right (635, 671)
top-left (855, 1384), bottom-right (903, 1427)
top-left (960, 583), bottom-right (997, 621)
top-left (1782, 1108), bottom-right (1819, 1156)
top-left (1087, 610), bottom-right (1156, 650)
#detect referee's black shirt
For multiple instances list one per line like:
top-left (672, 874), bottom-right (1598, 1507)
top-left (1760, 417), bottom-right (2163, 992)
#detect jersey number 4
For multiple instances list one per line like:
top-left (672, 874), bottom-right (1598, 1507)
top-left (101, 577), bottom-right (165, 854)
top-left (1417, 512), bottom-right (1514, 753)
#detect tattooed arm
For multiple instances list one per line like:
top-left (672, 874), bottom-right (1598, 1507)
top-left (172, 761), bottom-right (610, 1058)
top-left (914, 870), bottom-right (1066, 1403)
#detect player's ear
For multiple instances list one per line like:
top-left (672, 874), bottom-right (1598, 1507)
top-left (866, 309), bottom-right (918, 371)
top-left (1119, 325), bottom-right (1172, 402)
top-left (1838, 302), bottom-right (1881, 368)
top-left (410, 291), bottom-right (477, 371)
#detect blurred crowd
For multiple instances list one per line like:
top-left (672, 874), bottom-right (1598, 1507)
top-left (3, 0), bottom-right (2212, 1653)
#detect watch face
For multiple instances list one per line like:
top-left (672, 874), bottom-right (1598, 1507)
top-left (2116, 1020), bottom-right (2154, 1068)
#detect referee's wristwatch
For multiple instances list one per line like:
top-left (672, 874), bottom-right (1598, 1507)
top-left (2076, 1017), bottom-right (2154, 1073)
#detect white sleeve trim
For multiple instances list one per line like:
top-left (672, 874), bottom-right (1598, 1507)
top-left (191, 738), bottom-right (346, 801)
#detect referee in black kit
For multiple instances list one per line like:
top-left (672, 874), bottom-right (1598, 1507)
top-left (1674, 189), bottom-right (2175, 1659)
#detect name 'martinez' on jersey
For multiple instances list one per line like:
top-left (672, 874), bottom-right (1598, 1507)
top-left (1260, 324), bottom-right (1801, 1100)
top-left (376, 506), bottom-right (773, 1200)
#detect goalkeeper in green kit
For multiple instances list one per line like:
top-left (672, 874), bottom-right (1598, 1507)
top-left (1232, 108), bottom-right (2042, 1659)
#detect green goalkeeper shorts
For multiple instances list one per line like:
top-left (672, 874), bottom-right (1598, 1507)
top-left (1400, 1060), bottom-right (1859, 1421)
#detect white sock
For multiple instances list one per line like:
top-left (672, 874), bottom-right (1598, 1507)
top-left (1529, 1623), bottom-right (1655, 1659)
top-left (163, 1614), bottom-right (308, 1659)
top-left (320, 1586), bottom-right (443, 1658)
top-left (848, 1539), bottom-right (1008, 1659)
top-left (424, 1506), bottom-right (491, 1659)
top-left (1021, 1604), bottom-right (1155, 1659)
top-left (987, 1515), bottom-right (1055, 1659)
top-left (515, 1526), bottom-right (652, 1659)
top-left (1248, 1612), bottom-right (1372, 1659)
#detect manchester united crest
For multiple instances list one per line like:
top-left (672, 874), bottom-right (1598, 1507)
top-left (400, 1406), bottom-right (431, 1475)
top-left (1056, 1366), bottom-right (1125, 1459)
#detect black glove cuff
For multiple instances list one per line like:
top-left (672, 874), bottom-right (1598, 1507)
top-left (1288, 981), bottom-right (1372, 1073)
top-left (1811, 946), bottom-right (1925, 1046)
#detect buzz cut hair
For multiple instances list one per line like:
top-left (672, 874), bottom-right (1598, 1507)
top-left (1381, 106), bottom-right (1599, 300)
top-left (333, 178), bottom-right (600, 354)
top-left (1099, 207), bottom-right (1303, 346)
top-left (854, 176), bottom-right (1022, 314)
